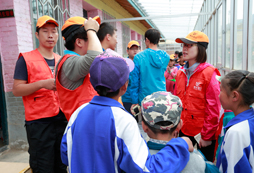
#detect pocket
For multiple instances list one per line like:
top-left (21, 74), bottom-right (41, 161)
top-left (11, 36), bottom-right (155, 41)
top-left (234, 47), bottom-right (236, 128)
top-left (183, 110), bottom-right (205, 135)
top-left (189, 90), bottom-right (206, 110)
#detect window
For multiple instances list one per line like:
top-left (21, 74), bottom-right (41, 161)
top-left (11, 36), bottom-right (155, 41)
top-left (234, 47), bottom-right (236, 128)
top-left (217, 6), bottom-right (222, 65)
top-left (248, 1), bottom-right (254, 72)
top-left (122, 23), bottom-right (130, 58)
top-left (30, 0), bottom-right (70, 55)
top-left (225, 0), bottom-right (231, 68)
top-left (234, 0), bottom-right (243, 70)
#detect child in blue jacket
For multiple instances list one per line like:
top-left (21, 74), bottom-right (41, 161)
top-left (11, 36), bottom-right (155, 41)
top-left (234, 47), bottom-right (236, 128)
top-left (216, 70), bottom-right (254, 172)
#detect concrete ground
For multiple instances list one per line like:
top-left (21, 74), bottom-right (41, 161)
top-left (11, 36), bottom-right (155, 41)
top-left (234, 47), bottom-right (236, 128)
top-left (0, 148), bottom-right (30, 173)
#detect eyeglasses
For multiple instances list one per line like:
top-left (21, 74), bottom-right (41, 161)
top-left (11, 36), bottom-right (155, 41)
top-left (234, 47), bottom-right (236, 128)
top-left (181, 43), bottom-right (197, 48)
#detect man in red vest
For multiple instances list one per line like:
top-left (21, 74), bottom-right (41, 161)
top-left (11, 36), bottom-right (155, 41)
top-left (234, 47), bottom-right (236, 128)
top-left (13, 16), bottom-right (67, 172)
top-left (55, 17), bottom-right (102, 121)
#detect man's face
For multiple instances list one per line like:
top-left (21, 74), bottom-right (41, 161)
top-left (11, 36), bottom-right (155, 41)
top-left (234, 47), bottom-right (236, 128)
top-left (36, 23), bottom-right (58, 49)
top-left (108, 30), bottom-right (117, 50)
top-left (127, 45), bottom-right (140, 59)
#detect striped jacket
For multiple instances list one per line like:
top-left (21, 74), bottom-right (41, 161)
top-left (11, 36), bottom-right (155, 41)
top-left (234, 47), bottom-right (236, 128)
top-left (61, 96), bottom-right (190, 173)
top-left (216, 108), bottom-right (254, 173)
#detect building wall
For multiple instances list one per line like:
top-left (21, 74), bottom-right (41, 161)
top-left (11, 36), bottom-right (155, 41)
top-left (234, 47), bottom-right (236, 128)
top-left (0, 0), bottom-right (147, 149)
top-left (69, 0), bottom-right (83, 17)
top-left (0, 0), bottom-right (84, 149)
top-left (0, 0), bottom-right (33, 149)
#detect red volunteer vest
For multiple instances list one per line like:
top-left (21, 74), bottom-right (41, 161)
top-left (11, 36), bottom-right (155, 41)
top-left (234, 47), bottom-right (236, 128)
top-left (176, 65), bottom-right (219, 137)
top-left (55, 54), bottom-right (98, 121)
top-left (19, 49), bottom-right (60, 121)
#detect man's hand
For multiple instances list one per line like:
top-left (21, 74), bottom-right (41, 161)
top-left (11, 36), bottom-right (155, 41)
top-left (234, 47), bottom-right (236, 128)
top-left (199, 138), bottom-right (212, 148)
top-left (181, 137), bottom-right (194, 152)
top-left (41, 78), bottom-right (56, 91)
top-left (84, 17), bottom-right (99, 32)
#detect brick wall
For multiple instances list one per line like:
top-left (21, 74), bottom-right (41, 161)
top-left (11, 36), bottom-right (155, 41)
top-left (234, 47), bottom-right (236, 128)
top-left (0, 0), bottom-right (33, 148)
top-left (69, 0), bottom-right (83, 17)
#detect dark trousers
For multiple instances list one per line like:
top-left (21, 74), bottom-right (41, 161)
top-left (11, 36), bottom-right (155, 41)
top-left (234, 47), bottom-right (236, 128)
top-left (179, 130), bottom-right (216, 162)
top-left (123, 102), bottom-right (132, 114)
top-left (26, 119), bottom-right (67, 173)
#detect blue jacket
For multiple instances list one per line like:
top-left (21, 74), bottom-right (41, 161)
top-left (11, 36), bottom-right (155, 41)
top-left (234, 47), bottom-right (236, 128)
top-left (216, 108), bottom-right (254, 173)
top-left (122, 57), bottom-right (133, 103)
top-left (129, 48), bottom-right (169, 105)
top-left (61, 96), bottom-right (190, 173)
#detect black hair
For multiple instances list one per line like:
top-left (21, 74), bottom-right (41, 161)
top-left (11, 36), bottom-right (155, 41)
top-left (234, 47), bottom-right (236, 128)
top-left (178, 52), bottom-right (183, 57)
top-left (222, 70), bottom-right (254, 106)
top-left (145, 28), bottom-right (160, 45)
top-left (142, 116), bottom-right (178, 135)
top-left (196, 44), bottom-right (207, 63)
top-left (96, 86), bottom-right (119, 98)
top-left (175, 51), bottom-right (179, 54)
top-left (36, 27), bottom-right (40, 33)
top-left (64, 27), bottom-right (87, 51)
top-left (97, 23), bottom-right (117, 42)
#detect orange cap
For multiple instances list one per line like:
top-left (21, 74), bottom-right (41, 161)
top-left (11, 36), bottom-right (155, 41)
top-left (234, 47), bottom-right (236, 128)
top-left (36, 15), bottom-right (58, 28)
top-left (61, 16), bottom-right (101, 31)
top-left (170, 54), bottom-right (175, 60)
top-left (127, 40), bottom-right (140, 48)
top-left (175, 30), bottom-right (209, 49)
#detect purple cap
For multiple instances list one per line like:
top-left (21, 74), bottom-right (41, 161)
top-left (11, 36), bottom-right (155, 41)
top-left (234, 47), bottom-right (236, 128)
top-left (90, 49), bottom-right (135, 92)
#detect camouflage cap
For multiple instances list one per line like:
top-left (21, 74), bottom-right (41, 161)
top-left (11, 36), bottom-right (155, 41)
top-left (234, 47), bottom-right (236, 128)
top-left (141, 91), bottom-right (182, 130)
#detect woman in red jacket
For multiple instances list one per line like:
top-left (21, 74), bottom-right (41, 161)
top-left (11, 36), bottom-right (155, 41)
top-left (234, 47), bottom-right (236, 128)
top-left (174, 31), bottom-right (221, 162)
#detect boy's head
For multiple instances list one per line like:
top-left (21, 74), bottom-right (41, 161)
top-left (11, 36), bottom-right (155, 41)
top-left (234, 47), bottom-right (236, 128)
top-left (89, 49), bottom-right (134, 98)
top-left (61, 16), bottom-right (100, 54)
top-left (144, 28), bottom-right (160, 47)
top-left (141, 92), bottom-right (182, 138)
top-left (127, 40), bottom-right (140, 60)
top-left (35, 15), bottom-right (59, 49)
top-left (97, 23), bottom-right (117, 50)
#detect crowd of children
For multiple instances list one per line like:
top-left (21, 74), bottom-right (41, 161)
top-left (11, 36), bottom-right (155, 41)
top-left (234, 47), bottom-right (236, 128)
top-left (13, 15), bottom-right (254, 173)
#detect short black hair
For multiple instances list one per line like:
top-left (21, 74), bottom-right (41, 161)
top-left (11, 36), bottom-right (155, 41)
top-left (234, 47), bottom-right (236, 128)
top-left (178, 52), bottom-right (183, 57)
top-left (175, 51), bottom-right (179, 54)
top-left (145, 28), bottom-right (160, 45)
top-left (64, 27), bottom-right (87, 51)
top-left (142, 116), bottom-right (178, 135)
top-left (96, 86), bottom-right (119, 98)
top-left (97, 23), bottom-right (117, 42)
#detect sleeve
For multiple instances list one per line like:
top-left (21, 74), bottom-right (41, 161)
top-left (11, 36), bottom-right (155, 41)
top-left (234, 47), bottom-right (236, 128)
top-left (217, 127), bottom-right (253, 173)
top-left (164, 70), bottom-right (170, 79)
top-left (171, 67), bottom-right (178, 77)
top-left (60, 130), bottom-right (68, 166)
top-left (173, 70), bottom-right (181, 95)
top-left (114, 109), bottom-right (190, 173)
top-left (13, 56), bottom-right (28, 81)
top-left (62, 50), bottom-right (101, 82)
top-left (201, 71), bottom-right (221, 140)
top-left (129, 56), bottom-right (140, 104)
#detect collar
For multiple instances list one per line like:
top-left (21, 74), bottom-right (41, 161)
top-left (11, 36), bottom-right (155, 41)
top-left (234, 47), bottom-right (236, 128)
top-left (64, 50), bottom-right (80, 56)
top-left (147, 138), bottom-right (168, 150)
top-left (224, 108), bottom-right (254, 130)
top-left (90, 96), bottom-right (125, 109)
top-left (184, 62), bottom-right (200, 71)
